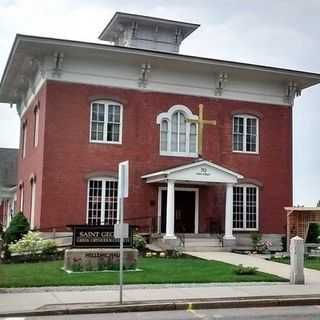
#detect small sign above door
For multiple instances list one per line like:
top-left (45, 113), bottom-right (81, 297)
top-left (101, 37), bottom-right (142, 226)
top-left (196, 167), bottom-right (211, 177)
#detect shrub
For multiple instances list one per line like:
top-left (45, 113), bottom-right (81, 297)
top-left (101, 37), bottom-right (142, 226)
top-left (133, 234), bottom-right (146, 253)
top-left (3, 212), bottom-right (30, 245)
top-left (250, 232), bottom-right (262, 251)
top-left (234, 264), bottom-right (258, 275)
top-left (9, 231), bottom-right (57, 257)
top-left (41, 239), bottom-right (58, 255)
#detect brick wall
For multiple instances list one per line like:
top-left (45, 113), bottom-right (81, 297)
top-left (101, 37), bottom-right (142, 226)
top-left (16, 83), bottom-right (47, 229)
top-left (18, 80), bottom-right (292, 234)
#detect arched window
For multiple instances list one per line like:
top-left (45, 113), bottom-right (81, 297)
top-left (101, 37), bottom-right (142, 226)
top-left (157, 105), bottom-right (198, 157)
top-left (90, 100), bottom-right (123, 144)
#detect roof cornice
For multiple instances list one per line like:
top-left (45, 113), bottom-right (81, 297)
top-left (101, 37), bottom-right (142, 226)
top-left (98, 11), bottom-right (200, 41)
top-left (1, 34), bottom-right (320, 107)
top-left (0, 34), bottom-right (20, 91)
top-left (4, 34), bottom-right (320, 81)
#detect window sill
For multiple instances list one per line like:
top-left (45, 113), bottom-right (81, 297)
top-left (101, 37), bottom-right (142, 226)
top-left (232, 150), bottom-right (259, 155)
top-left (160, 151), bottom-right (198, 158)
top-left (90, 140), bottom-right (122, 145)
top-left (233, 228), bottom-right (259, 232)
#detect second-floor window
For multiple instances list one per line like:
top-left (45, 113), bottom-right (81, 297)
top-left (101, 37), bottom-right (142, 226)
top-left (233, 115), bottom-right (258, 153)
top-left (157, 105), bottom-right (198, 157)
top-left (90, 101), bottom-right (122, 144)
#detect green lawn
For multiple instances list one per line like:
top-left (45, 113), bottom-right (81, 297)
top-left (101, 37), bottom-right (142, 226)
top-left (271, 256), bottom-right (320, 271)
top-left (0, 257), bottom-right (286, 288)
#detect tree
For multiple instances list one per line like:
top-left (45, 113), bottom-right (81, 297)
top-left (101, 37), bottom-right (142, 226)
top-left (317, 200), bottom-right (320, 207)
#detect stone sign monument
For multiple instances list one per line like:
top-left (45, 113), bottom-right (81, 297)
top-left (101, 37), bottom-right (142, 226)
top-left (64, 224), bottom-right (138, 272)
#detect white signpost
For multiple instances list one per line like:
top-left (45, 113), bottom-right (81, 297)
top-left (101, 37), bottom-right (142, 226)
top-left (115, 160), bottom-right (129, 305)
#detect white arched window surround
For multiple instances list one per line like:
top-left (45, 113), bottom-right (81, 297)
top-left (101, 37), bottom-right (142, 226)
top-left (157, 105), bottom-right (198, 157)
top-left (89, 100), bottom-right (123, 144)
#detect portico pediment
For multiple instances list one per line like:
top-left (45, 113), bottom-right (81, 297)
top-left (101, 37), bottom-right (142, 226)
top-left (142, 160), bottom-right (243, 184)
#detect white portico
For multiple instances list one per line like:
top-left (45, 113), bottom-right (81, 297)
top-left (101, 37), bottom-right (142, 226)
top-left (142, 160), bottom-right (243, 243)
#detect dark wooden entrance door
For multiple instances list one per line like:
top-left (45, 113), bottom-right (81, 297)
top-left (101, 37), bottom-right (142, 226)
top-left (161, 190), bottom-right (196, 234)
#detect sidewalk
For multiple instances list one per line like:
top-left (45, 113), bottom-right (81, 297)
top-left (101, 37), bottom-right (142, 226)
top-left (1, 282), bottom-right (320, 316)
top-left (1, 253), bottom-right (320, 316)
top-left (186, 252), bottom-right (320, 283)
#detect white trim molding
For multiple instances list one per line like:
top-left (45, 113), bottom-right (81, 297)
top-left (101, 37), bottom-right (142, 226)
top-left (142, 160), bottom-right (243, 185)
top-left (3, 34), bottom-right (320, 118)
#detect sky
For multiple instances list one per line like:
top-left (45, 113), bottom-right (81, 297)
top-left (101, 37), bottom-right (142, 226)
top-left (0, 0), bottom-right (319, 206)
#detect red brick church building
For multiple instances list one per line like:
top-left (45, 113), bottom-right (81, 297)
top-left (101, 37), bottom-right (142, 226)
top-left (1, 12), bottom-right (319, 248)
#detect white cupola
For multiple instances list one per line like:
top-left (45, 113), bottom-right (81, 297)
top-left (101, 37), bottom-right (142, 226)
top-left (99, 12), bottom-right (199, 53)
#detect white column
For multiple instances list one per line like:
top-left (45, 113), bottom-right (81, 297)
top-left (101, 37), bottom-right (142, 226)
top-left (164, 179), bottom-right (176, 239)
top-left (223, 183), bottom-right (235, 240)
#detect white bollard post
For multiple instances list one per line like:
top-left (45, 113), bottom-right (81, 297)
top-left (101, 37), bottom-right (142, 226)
top-left (290, 236), bottom-right (305, 284)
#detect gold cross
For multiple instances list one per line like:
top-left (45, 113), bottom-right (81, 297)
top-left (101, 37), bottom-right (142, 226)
top-left (187, 104), bottom-right (217, 157)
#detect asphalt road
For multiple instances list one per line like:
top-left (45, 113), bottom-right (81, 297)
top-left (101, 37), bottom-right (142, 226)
top-left (4, 305), bottom-right (320, 319)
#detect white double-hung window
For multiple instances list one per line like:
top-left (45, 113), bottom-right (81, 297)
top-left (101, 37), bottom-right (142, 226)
top-left (87, 178), bottom-right (118, 225)
top-left (233, 185), bottom-right (258, 230)
top-left (90, 101), bottom-right (122, 144)
top-left (233, 115), bottom-right (258, 153)
top-left (157, 105), bottom-right (198, 157)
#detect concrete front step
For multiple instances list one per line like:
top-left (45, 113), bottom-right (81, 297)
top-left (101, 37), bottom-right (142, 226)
top-left (184, 244), bottom-right (221, 249)
top-left (183, 239), bottom-right (221, 246)
top-left (184, 239), bottom-right (221, 245)
top-left (183, 237), bottom-right (223, 252)
top-left (183, 246), bottom-right (225, 252)
top-left (183, 237), bottom-right (220, 241)
top-left (150, 234), bottom-right (226, 252)
top-left (179, 234), bottom-right (220, 239)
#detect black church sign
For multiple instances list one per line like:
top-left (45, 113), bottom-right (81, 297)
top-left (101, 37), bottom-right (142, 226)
top-left (69, 224), bottom-right (133, 248)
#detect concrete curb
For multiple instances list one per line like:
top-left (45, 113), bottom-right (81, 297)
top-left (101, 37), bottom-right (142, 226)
top-left (0, 281), bottom-right (288, 294)
top-left (1, 295), bottom-right (320, 317)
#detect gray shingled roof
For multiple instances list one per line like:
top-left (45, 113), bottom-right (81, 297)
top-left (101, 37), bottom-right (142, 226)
top-left (0, 148), bottom-right (18, 188)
